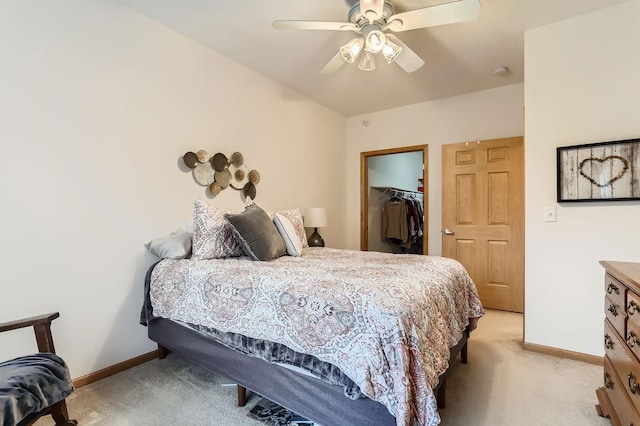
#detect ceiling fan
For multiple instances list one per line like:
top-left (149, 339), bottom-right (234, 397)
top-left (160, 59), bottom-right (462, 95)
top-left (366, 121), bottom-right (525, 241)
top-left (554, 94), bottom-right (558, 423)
top-left (273, 0), bottom-right (480, 73)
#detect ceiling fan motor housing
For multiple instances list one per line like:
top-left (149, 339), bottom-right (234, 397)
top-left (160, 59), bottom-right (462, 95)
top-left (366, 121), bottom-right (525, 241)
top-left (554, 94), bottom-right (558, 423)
top-left (348, 1), bottom-right (395, 28)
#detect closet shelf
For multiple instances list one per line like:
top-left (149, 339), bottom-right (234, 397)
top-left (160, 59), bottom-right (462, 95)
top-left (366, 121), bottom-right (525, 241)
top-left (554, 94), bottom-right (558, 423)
top-left (372, 186), bottom-right (424, 200)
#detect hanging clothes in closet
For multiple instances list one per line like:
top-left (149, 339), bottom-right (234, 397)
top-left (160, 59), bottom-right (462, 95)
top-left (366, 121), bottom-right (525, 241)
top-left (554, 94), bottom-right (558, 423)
top-left (381, 197), bottom-right (408, 244)
top-left (380, 188), bottom-right (424, 253)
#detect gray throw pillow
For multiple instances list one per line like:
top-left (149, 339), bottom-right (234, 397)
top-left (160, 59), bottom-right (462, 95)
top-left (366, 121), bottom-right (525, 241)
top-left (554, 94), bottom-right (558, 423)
top-left (225, 204), bottom-right (287, 261)
top-left (144, 232), bottom-right (192, 259)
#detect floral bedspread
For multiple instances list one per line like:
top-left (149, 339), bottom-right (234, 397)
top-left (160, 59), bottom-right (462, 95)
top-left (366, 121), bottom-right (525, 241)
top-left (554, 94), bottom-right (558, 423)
top-left (149, 248), bottom-right (484, 426)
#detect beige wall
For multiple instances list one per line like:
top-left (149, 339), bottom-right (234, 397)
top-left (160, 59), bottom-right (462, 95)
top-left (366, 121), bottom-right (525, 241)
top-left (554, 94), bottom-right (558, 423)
top-left (524, 0), bottom-right (640, 356)
top-left (0, 0), bottom-right (346, 378)
top-left (346, 84), bottom-right (525, 254)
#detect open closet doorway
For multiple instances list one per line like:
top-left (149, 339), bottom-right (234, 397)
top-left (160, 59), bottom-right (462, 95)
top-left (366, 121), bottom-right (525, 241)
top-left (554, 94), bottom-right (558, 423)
top-left (360, 145), bottom-right (428, 255)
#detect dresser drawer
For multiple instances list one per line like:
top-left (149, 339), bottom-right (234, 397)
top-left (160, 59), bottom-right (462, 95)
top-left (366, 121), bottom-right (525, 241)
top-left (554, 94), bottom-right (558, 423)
top-left (605, 355), bottom-right (640, 426)
top-left (627, 289), bottom-right (640, 325)
top-left (605, 319), bottom-right (640, 415)
top-left (607, 273), bottom-right (627, 307)
top-left (626, 291), bottom-right (640, 363)
top-left (607, 294), bottom-right (627, 338)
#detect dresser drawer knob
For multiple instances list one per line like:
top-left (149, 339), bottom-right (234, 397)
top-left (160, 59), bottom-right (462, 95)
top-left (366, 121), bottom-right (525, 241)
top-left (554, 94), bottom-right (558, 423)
top-left (609, 304), bottom-right (619, 317)
top-left (608, 283), bottom-right (621, 295)
top-left (628, 300), bottom-right (639, 315)
top-left (605, 334), bottom-right (614, 349)
top-left (628, 373), bottom-right (640, 395)
top-left (605, 372), bottom-right (614, 389)
top-left (628, 332), bottom-right (640, 348)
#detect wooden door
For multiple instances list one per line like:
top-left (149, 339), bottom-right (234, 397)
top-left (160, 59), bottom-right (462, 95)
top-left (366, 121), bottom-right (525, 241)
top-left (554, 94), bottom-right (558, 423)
top-left (442, 137), bottom-right (524, 312)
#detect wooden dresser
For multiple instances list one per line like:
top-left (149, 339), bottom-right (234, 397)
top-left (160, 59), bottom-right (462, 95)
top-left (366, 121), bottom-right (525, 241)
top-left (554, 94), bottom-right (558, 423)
top-left (597, 261), bottom-right (640, 425)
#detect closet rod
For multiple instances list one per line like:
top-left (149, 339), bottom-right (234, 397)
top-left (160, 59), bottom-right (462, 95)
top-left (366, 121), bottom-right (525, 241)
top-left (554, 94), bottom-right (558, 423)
top-left (372, 186), bottom-right (423, 200)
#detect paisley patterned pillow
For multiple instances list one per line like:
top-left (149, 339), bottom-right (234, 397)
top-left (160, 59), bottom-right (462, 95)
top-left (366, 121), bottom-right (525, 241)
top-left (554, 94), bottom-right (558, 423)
top-left (269, 208), bottom-right (308, 248)
top-left (192, 199), bottom-right (244, 259)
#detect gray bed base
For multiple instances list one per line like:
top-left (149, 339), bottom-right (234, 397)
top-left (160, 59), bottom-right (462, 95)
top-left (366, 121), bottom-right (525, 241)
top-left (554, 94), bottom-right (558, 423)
top-left (148, 318), bottom-right (469, 426)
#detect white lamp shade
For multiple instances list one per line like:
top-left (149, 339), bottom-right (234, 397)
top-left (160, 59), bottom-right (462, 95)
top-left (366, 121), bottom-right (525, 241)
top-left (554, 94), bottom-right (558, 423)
top-left (340, 38), bottom-right (364, 64)
top-left (382, 39), bottom-right (402, 64)
top-left (364, 30), bottom-right (386, 53)
top-left (304, 208), bottom-right (328, 228)
top-left (357, 51), bottom-right (376, 71)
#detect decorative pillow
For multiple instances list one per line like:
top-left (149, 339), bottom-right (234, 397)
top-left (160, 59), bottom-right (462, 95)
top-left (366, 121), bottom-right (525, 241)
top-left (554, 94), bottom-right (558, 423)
top-left (144, 232), bottom-right (192, 259)
top-left (175, 220), bottom-right (194, 235)
top-left (269, 208), bottom-right (308, 248)
top-left (226, 204), bottom-right (287, 261)
top-left (192, 199), bottom-right (244, 259)
top-left (273, 213), bottom-right (303, 257)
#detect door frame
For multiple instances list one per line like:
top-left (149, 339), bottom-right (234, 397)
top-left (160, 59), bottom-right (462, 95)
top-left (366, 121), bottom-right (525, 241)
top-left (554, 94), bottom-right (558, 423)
top-left (360, 144), bottom-right (429, 254)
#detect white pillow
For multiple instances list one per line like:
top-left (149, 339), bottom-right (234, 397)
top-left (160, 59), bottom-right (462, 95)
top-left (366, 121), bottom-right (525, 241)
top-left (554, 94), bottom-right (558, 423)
top-left (273, 213), bottom-right (303, 257)
top-left (145, 232), bottom-right (192, 259)
top-left (175, 220), bottom-right (194, 235)
top-left (267, 208), bottom-right (308, 248)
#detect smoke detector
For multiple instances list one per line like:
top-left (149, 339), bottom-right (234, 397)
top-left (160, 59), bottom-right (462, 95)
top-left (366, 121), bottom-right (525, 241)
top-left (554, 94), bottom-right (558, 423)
top-left (492, 65), bottom-right (509, 77)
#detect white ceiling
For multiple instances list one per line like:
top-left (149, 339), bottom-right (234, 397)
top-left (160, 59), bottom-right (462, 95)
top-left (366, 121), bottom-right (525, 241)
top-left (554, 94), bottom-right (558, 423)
top-left (118, 0), bottom-right (629, 117)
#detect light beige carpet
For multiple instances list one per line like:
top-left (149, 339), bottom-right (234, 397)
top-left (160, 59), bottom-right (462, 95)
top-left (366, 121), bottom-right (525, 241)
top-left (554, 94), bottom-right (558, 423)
top-left (36, 310), bottom-right (610, 425)
top-left (438, 310), bottom-right (608, 426)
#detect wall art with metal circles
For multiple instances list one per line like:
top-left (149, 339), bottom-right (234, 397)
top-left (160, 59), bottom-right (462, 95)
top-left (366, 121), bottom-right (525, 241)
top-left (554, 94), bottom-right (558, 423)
top-left (183, 150), bottom-right (260, 199)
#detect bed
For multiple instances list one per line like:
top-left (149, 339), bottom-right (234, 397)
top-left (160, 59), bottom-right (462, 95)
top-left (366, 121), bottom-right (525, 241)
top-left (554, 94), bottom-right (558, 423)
top-left (140, 201), bottom-right (483, 425)
top-left (140, 244), bottom-right (483, 426)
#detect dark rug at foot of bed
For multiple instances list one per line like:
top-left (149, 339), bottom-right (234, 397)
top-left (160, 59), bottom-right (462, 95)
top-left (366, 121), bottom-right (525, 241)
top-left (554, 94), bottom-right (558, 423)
top-left (247, 397), bottom-right (314, 425)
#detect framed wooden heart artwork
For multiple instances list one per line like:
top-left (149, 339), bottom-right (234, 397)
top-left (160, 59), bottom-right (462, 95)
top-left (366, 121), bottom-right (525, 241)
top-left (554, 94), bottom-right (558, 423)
top-left (557, 138), bottom-right (640, 202)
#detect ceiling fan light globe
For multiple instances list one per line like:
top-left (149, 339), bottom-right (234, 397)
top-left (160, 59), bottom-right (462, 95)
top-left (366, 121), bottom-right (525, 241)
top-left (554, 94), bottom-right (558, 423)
top-left (339, 38), bottom-right (364, 63)
top-left (364, 30), bottom-right (386, 53)
top-left (382, 40), bottom-right (402, 64)
top-left (357, 51), bottom-right (376, 71)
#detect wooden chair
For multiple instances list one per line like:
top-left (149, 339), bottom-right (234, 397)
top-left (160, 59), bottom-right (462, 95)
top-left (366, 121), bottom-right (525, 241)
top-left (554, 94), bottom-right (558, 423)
top-left (0, 312), bottom-right (77, 426)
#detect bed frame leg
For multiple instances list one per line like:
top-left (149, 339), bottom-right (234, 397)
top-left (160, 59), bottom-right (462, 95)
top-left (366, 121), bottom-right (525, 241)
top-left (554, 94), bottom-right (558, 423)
top-left (158, 344), bottom-right (171, 359)
top-left (461, 341), bottom-right (468, 364)
top-left (237, 385), bottom-right (247, 407)
top-left (436, 378), bottom-right (446, 409)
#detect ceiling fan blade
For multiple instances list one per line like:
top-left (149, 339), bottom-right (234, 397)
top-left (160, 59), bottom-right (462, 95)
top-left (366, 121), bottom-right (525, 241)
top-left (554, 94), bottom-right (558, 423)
top-left (387, 35), bottom-right (425, 73)
top-left (273, 20), bottom-right (358, 31)
top-left (321, 52), bottom-right (346, 74)
top-left (384, 0), bottom-right (480, 32)
top-left (359, 0), bottom-right (385, 24)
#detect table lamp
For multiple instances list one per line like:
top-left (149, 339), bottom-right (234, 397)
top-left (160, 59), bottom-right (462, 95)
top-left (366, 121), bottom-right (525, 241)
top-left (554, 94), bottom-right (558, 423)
top-left (304, 207), bottom-right (327, 247)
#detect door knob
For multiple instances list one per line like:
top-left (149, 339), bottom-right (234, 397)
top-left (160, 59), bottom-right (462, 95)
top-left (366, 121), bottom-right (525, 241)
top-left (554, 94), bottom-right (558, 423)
top-left (443, 228), bottom-right (455, 235)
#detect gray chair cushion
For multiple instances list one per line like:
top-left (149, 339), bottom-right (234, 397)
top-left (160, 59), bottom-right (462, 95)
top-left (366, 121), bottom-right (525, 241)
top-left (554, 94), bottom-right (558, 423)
top-left (0, 353), bottom-right (74, 426)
